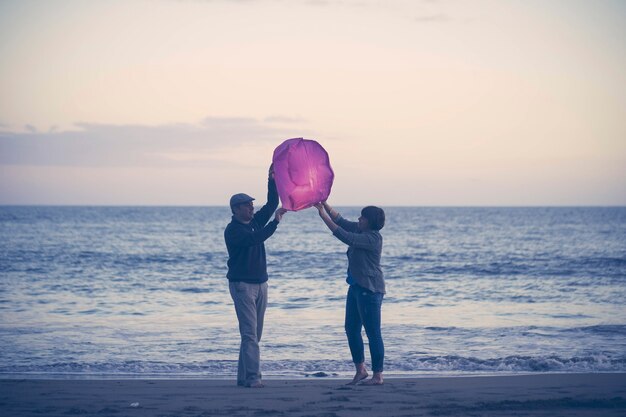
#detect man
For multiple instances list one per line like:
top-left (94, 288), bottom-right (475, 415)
top-left (224, 165), bottom-right (287, 388)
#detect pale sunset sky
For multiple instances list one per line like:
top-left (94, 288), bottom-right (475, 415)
top-left (1, 0), bottom-right (624, 206)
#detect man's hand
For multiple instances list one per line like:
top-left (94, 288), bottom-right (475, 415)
top-left (268, 163), bottom-right (275, 181)
top-left (274, 207), bottom-right (287, 222)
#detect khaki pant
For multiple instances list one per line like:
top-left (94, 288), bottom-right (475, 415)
top-left (229, 281), bottom-right (268, 386)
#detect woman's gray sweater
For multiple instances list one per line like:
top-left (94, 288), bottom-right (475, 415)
top-left (332, 215), bottom-right (385, 294)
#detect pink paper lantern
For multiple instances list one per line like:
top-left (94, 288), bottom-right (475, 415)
top-left (272, 138), bottom-right (335, 211)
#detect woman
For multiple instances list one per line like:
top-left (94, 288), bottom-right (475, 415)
top-left (314, 201), bottom-right (386, 385)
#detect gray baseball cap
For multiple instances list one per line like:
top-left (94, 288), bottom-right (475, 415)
top-left (229, 193), bottom-right (255, 208)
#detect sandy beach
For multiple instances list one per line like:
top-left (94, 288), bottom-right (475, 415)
top-left (2, 373), bottom-right (625, 416)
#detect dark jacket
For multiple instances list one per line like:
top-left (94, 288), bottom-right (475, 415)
top-left (333, 215), bottom-right (385, 294)
top-left (224, 179), bottom-right (279, 283)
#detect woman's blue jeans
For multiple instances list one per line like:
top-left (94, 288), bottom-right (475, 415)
top-left (345, 284), bottom-right (385, 373)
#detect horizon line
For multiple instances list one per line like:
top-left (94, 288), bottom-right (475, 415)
top-left (1, 204), bottom-right (625, 208)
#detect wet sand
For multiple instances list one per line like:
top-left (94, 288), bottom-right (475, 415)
top-left (2, 373), bottom-right (626, 416)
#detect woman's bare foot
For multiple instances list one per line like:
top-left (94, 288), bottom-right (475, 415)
top-left (345, 363), bottom-right (369, 385)
top-left (360, 372), bottom-right (383, 386)
top-left (347, 372), bottom-right (368, 385)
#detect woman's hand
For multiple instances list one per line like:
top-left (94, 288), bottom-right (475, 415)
top-left (315, 202), bottom-right (339, 232)
top-left (321, 201), bottom-right (338, 220)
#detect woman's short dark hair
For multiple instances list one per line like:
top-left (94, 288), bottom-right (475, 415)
top-left (361, 206), bottom-right (385, 231)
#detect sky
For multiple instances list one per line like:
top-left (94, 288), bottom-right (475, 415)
top-left (0, 0), bottom-right (624, 206)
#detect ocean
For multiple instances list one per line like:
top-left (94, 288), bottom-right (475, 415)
top-left (1, 206), bottom-right (625, 379)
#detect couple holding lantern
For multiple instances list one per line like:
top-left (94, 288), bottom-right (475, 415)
top-left (224, 140), bottom-right (385, 388)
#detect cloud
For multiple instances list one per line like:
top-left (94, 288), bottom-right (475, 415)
top-left (263, 115), bottom-right (308, 124)
top-left (0, 117), bottom-right (307, 167)
top-left (414, 13), bottom-right (449, 23)
top-left (304, 0), bottom-right (334, 6)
